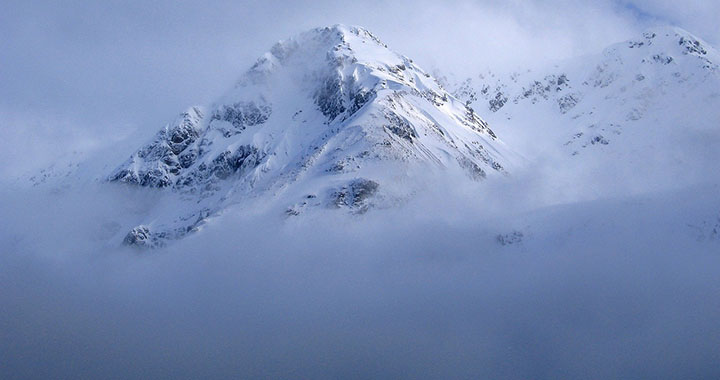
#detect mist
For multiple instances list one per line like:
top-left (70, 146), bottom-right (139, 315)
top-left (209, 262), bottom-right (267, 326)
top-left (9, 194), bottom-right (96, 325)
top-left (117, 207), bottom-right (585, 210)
top-left (3, 1), bottom-right (720, 378)
top-left (2, 175), bottom-right (720, 379)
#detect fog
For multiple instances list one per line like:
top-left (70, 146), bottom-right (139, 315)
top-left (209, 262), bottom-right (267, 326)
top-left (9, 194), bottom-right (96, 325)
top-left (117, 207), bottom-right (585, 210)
top-left (2, 177), bottom-right (720, 378)
top-left (2, 1), bottom-right (720, 378)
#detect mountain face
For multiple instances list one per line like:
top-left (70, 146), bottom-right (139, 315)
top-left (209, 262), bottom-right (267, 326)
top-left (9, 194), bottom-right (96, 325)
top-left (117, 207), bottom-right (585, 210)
top-left (108, 25), bottom-right (511, 247)
top-left (440, 26), bottom-right (720, 197)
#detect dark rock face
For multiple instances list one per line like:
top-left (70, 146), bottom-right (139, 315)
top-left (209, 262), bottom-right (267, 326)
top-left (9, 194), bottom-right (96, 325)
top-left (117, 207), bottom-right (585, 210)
top-left (123, 225), bottom-right (154, 248)
top-left (175, 145), bottom-right (263, 188)
top-left (349, 88), bottom-right (375, 116)
top-left (457, 156), bottom-right (487, 181)
top-left (384, 112), bottom-right (417, 141)
top-left (464, 108), bottom-right (497, 138)
top-left (210, 146), bottom-right (262, 180)
top-left (517, 74), bottom-right (571, 104)
top-left (497, 231), bottom-right (524, 246)
top-left (478, 73), bottom-right (571, 113)
top-left (110, 99), bottom-right (268, 192)
top-left (112, 166), bottom-right (172, 188)
top-left (210, 101), bottom-right (272, 137)
top-left (331, 178), bottom-right (379, 213)
top-left (679, 36), bottom-right (707, 56)
top-left (489, 92), bottom-right (508, 112)
top-left (558, 93), bottom-right (580, 114)
top-left (422, 89), bottom-right (448, 107)
top-left (590, 135), bottom-right (610, 145)
top-left (110, 107), bottom-right (204, 188)
top-left (652, 54), bottom-right (674, 65)
top-left (122, 207), bottom-right (213, 248)
top-left (314, 69), bottom-right (377, 123)
top-left (451, 78), bottom-right (477, 106)
top-left (316, 75), bottom-right (347, 121)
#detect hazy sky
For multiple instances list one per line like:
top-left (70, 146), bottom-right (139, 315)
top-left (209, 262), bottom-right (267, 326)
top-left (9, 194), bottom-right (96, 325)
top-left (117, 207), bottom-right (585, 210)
top-left (1, 0), bottom-right (718, 176)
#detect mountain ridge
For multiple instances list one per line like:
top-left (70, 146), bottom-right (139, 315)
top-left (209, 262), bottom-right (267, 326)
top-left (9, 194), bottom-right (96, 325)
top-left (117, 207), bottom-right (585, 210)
top-left (438, 25), bottom-right (720, 199)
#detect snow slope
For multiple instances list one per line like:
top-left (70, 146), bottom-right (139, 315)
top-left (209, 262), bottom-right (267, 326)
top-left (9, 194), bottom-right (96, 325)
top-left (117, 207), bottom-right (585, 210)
top-left (442, 26), bottom-right (720, 200)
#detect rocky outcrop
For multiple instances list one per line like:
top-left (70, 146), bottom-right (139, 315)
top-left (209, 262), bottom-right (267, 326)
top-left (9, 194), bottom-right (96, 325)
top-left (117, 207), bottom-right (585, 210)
top-left (209, 101), bottom-right (272, 137)
top-left (330, 178), bottom-right (379, 213)
top-left (110, 107), bottom-right (204, 188)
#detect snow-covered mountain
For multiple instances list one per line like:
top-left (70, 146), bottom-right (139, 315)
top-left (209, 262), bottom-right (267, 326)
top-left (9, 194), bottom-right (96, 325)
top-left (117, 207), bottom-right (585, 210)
top-left (441, 26), bottom-right (720, 198)
top-left (108, 25), bottom-right (512, 247)
top-left (16, 26), bottom-right (720, 248)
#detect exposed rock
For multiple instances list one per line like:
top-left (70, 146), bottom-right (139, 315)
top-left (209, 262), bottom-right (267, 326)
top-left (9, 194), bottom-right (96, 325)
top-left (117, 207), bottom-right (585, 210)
top-left (679, 36), bottom-right (707, 55)
top-left (331, 178), bottom-right (379, 213)
top-left (110, 107), bottom-right (204, 188)
top-left (457, 156), bottom-right (486, 181)
top-left (497, 231), bottom-right (524, 246)
top-left (210, 101), bottom-right (272, 137)
top-left (590, 135), bottom-right (609, 145)
top-left (123, 226), bottom-right (155, 248)
top-left (489, 91), bottom-right (508, 112)
top-left (384, 112), bottom-right (417, 141)
top-left (652, 54), bottom-right (674, 65)
top-left (175, 145), bottom-right (263, 188)
top-left (558, 93), bottom-right (580, 114)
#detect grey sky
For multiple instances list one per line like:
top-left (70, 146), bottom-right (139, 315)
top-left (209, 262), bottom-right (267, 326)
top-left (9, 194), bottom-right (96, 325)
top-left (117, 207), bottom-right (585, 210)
top-left (1, 0), bottom-right (718, 176)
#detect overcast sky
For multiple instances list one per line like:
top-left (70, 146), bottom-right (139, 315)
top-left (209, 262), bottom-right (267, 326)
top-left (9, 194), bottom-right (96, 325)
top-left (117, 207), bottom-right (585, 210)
top-left (1, 0), bottom-right (718, 176)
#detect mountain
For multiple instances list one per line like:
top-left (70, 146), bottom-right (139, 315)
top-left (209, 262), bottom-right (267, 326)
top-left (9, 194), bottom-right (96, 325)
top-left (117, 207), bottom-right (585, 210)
top-left (440, 26), bottom-right (720, 198)
top-left (108, 25), bottom-right (513, 247)
top-left (20, 26), bottom-right (720, 248)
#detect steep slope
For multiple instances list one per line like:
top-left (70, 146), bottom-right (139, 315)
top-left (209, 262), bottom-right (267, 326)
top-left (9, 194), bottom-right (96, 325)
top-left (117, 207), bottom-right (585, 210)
top-left (109, 25), bottom-right (512, 247)
top-left (442, 26), bottom-right (720, 198)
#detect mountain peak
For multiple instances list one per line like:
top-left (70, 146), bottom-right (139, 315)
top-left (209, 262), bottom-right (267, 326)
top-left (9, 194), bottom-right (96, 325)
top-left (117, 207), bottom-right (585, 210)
top-left (109, 25), bottom-right (511, 247)
top-left (268, 24), bottom-right (385, 61)
top-left (310, 24), bottom-right (382, 42)
top-left (238, 24), bottom-right (407, 89)
top-left (292, 24), bottom-right (387, 50)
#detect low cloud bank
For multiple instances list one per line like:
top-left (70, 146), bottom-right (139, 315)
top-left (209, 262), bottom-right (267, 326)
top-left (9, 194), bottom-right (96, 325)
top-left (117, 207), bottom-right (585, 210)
top-left (1, 181), bottom-right (719, 379)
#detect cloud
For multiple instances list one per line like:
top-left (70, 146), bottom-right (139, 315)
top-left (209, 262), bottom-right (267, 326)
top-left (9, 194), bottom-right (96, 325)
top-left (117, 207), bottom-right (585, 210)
top-left (619, 0), bottom-right (720, 44)
top-left (1, 180), bottom-right (720, 378)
